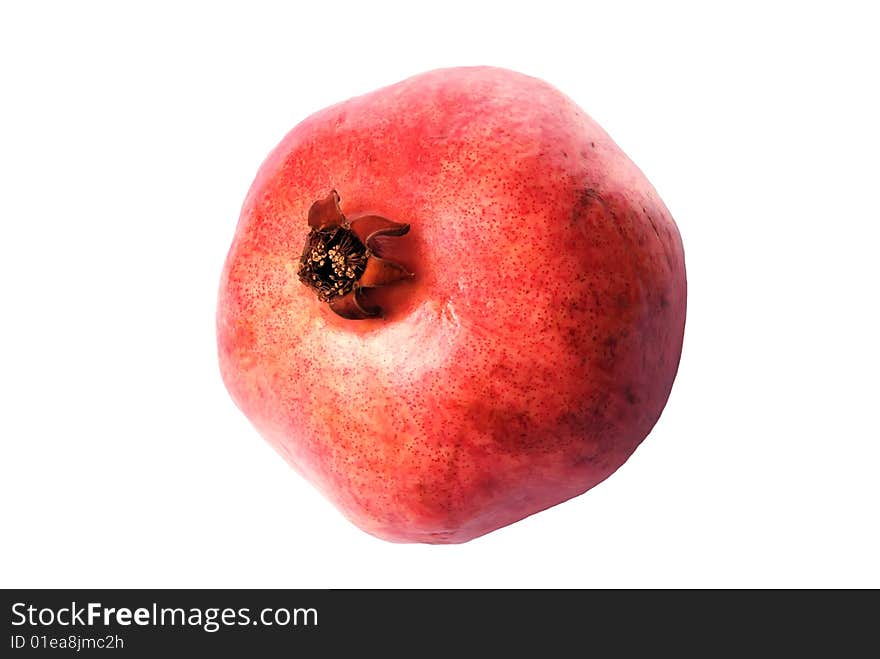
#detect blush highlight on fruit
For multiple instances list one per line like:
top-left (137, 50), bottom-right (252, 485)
top-left (217, 66), bottom-right (687, 543)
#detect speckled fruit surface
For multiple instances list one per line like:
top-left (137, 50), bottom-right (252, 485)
top-left (217, 66), bottom-right (686, 543)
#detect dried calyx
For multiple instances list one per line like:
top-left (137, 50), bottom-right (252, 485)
top-left (297, 190), bottom-right (413, 319)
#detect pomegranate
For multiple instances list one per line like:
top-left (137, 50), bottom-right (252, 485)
top-left (217, 66), bottom-right (686, 543)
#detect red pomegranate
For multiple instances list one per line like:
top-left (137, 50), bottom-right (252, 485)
top-left (217, 66), bottom-right (686, 543)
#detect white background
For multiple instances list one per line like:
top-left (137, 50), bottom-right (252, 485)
top-left (1, 1), bottom-right (878, 588)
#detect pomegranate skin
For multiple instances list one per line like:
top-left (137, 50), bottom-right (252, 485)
top-left (217, 66), bottom-right (686, 543)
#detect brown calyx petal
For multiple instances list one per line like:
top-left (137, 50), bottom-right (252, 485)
top-left (328, 288), bottom-right (380, 320)
top-left (348, 214), bottom-right (411, 249)
top-left (358, 255), bottom-right (414, 289)
top-left (307, 189), bottom-right (345, 230)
